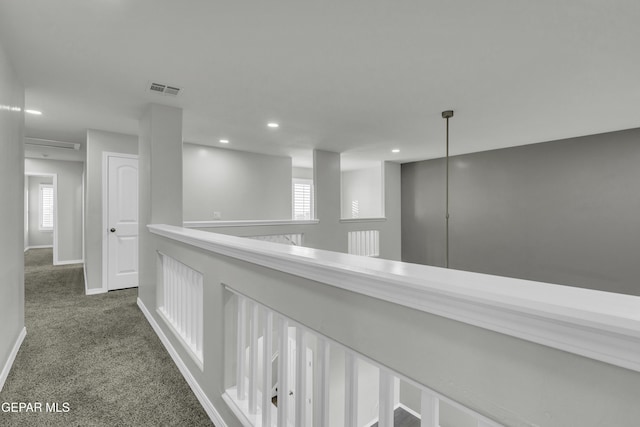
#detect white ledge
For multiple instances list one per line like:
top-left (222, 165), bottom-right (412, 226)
top-left (184, 219), bottom-right (319, 228)
top-left (339, 217), bottom-right (387, 223)
top-left (148, 224), bottom-right (640, 373)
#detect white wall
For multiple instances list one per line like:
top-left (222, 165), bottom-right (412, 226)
top-left (85, 129), bottom-right (138, 292)
top-left (183, 144), bottom-right (292, 221)
top-left (193, 152), bottom-right (402, 261)
top-left (341, 165), bottom-right (383, 219)
top-left (25, 158), bottom-right (83, 263)
top-left (0, 39), bottom-right (25, 390)
top-left (27, 176), bottom-right (53, 248)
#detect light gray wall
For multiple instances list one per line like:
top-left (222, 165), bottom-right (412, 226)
top-left (401, 127), bottom-right (640, 296)
top-left (183, 143), bottom-right (292, 221)
top-left (25, 158), bottom-right (83, 263)
top-left (292, 167), bottom-right (313, 180)
top-left (0, 40), bottom-right (25, 386)
top-left (27, 176), bottom-right (53, 247)
top-left (194, 152), bottom-right (403, 261)
top-left (341, 165), bottom-right (383, 219)
top-left (85, 129), bottom-right (138, 291)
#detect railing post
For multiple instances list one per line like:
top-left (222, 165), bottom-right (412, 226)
top-left (248, 301), bottom-right (259, 414)
top-left (421, 391), bottom-right (439, 427)
top-left (378, 369), bottom-right (394, 427)
top-left (345, 352), bottom-right (358, 427)
top-left (236, 296), bottom-right (247, 400)
top-left (295, 327), bottom-right (307, 426)
top-left (262, 309), bottom-right (274, 427)
top-left (277, 318), bottom-right (289, 427)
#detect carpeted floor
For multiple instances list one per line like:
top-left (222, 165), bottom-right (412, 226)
top-left (0, 248), bottom-right (214, 426)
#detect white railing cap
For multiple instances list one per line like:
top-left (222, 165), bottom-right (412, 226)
top-left (148, 224), bottom-right (640, 372)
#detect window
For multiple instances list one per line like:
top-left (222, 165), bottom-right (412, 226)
top-left (292, 179), bottom-right (313, 220)
top-left (39, 184), bottom-right (54, 231)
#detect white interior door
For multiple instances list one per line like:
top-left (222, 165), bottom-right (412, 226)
top-left (107, 155), bottom-right (139, 290)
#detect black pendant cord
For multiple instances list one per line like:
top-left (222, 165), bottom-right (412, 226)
top-left (442, 110), bottom-right (454, 269)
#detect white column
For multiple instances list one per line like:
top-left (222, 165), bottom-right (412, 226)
top-left (378, 369), bottom-right (395, 427)
top-left (421, 391), bottom-right (439, 427)
top-left (277, 318), bottom-right (289, 427)
top-left (236, 297), bottom-right (247, 400)
top-left (248, 301), bottom-right (259, 414)
top-left (262, 309), bottom-right (274, 427)
top-left (345, 352), bottom-right (358, 427)
top-left (313, 338), bottom-right (330, 427)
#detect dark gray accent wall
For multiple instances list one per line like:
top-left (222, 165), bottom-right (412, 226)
top-left (402, 128), bottom-right (640, 296)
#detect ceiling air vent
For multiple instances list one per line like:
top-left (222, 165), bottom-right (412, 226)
top-left (148, 81), bottom-right (182, 97)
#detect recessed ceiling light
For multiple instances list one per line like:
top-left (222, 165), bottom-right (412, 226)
top-left (267, 122), bottom-right (279, 128)
top-left (392, 149), bottom-right (400, 153)
top-left (25, 109), bottom-right (42, 115)
top-left (219, 139), bottom-right (229, 144)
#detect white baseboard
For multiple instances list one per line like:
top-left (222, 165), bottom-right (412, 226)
top-left (137, 298), bottom-right (227, 427)
top-left (54, 259), bottom-right (84, 266)
top-left (0, 327), bottom-right (26, 391)
top-left (85, 288), bottom-right (107, 296)
top-left (25, 245), bottom-right (53, 250)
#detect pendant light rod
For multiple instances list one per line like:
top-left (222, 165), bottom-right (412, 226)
top-left (442, 110), bottom-right (454, 268)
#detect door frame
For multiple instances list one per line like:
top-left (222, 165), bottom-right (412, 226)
top-left (102, 152), bottom-right (139, 292)
top-left (25, 172), bottom-right (59, 263)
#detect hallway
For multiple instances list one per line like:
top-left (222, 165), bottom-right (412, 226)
top-left (0, 249), bottom-right (213, 426)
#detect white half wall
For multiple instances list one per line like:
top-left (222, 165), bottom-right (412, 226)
top-left (183, 143), bottom-right (292, 221)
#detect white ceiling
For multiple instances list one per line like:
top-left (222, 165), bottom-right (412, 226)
top-left (2, 1), bottom-right (639, 168)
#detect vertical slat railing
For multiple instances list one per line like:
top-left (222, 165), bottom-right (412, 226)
top-left (159, 254), bottom-right (203, 365)
top-left (237, 296), bottom-right (247, 401)
top-left (248, 301), bottom-right (259, 414)
top-left (225, 288), bottom-right (504, 427)
top-left (277, 317), bottom-right (289, 427)
top-left (262, 309), bottom-right (274, 427)
top-left (345, 352), bottom-right (358, 427)
top-left (379, 369), bottom-right (395, 427)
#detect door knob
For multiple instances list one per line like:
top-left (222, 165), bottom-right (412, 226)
top-left (110, 228), bottom-right (116, 233)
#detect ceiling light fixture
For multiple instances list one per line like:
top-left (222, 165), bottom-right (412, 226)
top-left (267, 122), bottom-right (279, 128)
top-left (392, 149), bottom-right (400, 153)
top-left (442, 109), bottom-right (454, 269)
top-left (219, 139), bottom-right (229, 144)
top-left (25, 109), bottom-right (42, 115)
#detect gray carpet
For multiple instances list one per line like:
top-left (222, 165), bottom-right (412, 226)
top-left (0, 248), bottom-right (214, 426)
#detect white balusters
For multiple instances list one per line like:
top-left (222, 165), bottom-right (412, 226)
top-left (262, 309), bottom-right (274, 427)
top-left (295, 328), bottom-right (307, 426)
top-left (345, 352), bottom-right (358, 427)
top-left (277, 317), bottom-right (290, 427)
top-left (347, 230), bottom-right (380, 257)
top-left (421, 391), bottom-right (439, 427)
top-left (248, 301), bottom-right (259, 414)
top-left (237, 297), bottom-right (247, 401)
top-left (159, 254), bottom-right (203, 366)
top-left (313, 338), bottom-right (330, 427)
top-left (226, 288), bottom-right (503, 427)
top-left (378, 369), bottom-right (395, 427)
